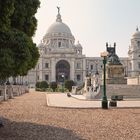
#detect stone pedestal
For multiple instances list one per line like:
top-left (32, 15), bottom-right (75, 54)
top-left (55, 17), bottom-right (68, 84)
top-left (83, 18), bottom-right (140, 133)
top-left (71, 86), bottom-right (77, 94)
top-left (106, 64), bottom-right (127, 84)
top-left (4, 86), bottom-right (8, 101)
top-left (7, 85), bottom-right (14, 99)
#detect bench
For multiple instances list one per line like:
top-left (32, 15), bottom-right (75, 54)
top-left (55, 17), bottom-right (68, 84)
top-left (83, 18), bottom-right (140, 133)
top-left (109, 100), bottom-right (117, 107)
top-left (111, 95), bottom-right (123, 101)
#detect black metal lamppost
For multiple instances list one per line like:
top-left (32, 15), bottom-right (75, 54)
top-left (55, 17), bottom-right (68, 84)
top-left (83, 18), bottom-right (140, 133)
top-left (101, 51), bottom-right (108, 109)
top-left (61, 74), bottom-right (65, 93)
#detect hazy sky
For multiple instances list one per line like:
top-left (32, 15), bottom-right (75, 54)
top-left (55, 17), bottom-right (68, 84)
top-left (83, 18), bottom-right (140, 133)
top-left (33, 0), bottom-right (140, 57)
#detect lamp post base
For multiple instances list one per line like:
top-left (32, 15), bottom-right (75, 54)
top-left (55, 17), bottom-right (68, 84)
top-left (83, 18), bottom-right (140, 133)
top-left (102, 100), bottom-right (108, 109)
top-left (62, 89), bottom-right (64, 93)
top-left (61, 83), bottom-right (64, 93)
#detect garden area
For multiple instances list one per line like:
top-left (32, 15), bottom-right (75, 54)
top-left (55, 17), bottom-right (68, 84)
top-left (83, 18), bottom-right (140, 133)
top-left (35, 80), bottom-right (75, 92)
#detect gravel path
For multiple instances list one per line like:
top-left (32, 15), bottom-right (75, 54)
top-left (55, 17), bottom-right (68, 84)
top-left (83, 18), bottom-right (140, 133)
top-left (0, 91), bottom-right (140, 140)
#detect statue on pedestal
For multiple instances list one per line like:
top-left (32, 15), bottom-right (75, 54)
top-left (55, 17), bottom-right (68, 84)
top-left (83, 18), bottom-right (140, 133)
top-left (105, 42), bottom-right (127, 84)
top-left (106, 42), bottom-right (122, 65)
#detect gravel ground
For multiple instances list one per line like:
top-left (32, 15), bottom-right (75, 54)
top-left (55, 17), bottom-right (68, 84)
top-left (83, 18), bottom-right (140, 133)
top-left (0, 91), bottom-right (140, 140)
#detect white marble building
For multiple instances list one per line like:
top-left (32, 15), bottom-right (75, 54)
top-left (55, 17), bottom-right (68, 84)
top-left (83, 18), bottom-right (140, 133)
top-left (26, 9), bottom-right (140, 87)
top-left (128, 27), bottom-right (140, 77)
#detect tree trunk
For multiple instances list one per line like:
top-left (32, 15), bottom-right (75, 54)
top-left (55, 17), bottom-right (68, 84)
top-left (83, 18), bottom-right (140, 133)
top-left (4, 82), bottom-right (8, 101)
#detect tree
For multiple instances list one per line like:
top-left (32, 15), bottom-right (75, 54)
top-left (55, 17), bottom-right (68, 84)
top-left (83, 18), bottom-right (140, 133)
top-left (0, 46), bottom-right (14, 81)
top-left (40, 81), bottom-right (49, 89)
top-left (50, 82), bottom-right (57, 92)
top-left (11, 0), bottom-right (40, 37)
top-left (0, 0), bottom-right (40, 81)
top-left (65, 80), bottom-right (75, 92)
top-left (0, 29), bottom-right (39, 79)
top-left (0, 30), bottom-right (15, 81)
top-left (35, 81), bottom-right (41, 88)
top-left (10, 29), bottom-right (39, 77)
top-left (10, 0), bottom-right (40, 76)
top-left (0, 0), bottom-right (15, 31)
top-left (35, 81), bottom-right (49, 91)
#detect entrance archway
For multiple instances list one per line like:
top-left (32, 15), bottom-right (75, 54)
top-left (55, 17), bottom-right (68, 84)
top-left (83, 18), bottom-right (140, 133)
top-left (56, 60), bottom-right (70, 82)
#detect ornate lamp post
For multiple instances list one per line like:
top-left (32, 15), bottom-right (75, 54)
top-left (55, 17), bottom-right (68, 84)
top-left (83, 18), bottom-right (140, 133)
top-left (61, 74), bottom-right (65, 93)
top-left (101, 51), bottom-right (108, 109)
top-left (86, 66), bottom-right (89, 77)
top-left (95, 61), bottom-right (99, 75)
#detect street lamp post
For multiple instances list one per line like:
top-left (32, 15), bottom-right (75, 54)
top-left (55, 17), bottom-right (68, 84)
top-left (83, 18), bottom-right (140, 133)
top-left (61, 74), bottom-right (65, 93)
top-left (101, 51), bottom-right (108, 109)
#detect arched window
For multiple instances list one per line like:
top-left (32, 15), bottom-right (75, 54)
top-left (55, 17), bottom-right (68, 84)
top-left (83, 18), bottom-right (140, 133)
top-left (45, 63), bottom-right (49, 68)
top-left (90, 65), bottom-right (93, 70)
top-left (45, 75), bottom-right (49, 81)
top-left (58, 42), bottom-right (61, 47)
top-left (77, 75), bottom-right (81, 81)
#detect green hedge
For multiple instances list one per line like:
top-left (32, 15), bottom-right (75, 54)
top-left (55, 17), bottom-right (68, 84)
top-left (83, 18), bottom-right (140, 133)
top-left (36, 88), bottom-right (47, 92)
top-left (50, 82), bottom-right (57, 92)
top-left (35, 81), bottom-right (49, 91)
top-left (64, 80), bottom-right (75, 92)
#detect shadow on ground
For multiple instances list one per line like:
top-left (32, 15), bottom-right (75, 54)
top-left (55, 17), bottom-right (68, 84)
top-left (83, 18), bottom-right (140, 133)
top-left (0, 117), bottom-right (84, 140)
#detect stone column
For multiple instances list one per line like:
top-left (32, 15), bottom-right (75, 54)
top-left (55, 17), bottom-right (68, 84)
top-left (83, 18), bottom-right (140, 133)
top-left (51, 58), bottom-right (56, 82)
top-left (83, 58), bottom-right (86, 81)
top-left (7, 85), bottom-right (13, 99)
top-left (4, 84), bottom-right (8, 101)
top-left (70, 58), bottom-right (75, 81)
top-left (39, 57), bottom-right (43, 81)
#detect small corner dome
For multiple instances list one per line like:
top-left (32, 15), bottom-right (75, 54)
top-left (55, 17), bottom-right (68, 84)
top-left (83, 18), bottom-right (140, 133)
top-left (75, 41), bottom-right (82, 48)
top-left (132, 27), bottom-right (140, 38)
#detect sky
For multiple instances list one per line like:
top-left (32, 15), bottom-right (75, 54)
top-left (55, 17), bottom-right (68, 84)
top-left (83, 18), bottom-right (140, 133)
top-left (33, 0), bottom-right (140, 57)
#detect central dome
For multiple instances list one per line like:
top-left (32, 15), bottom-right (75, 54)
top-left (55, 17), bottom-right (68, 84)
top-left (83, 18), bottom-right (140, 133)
top-left (46, 21), bottom-right (72, 34)
top-left (46, 9), bottom-right (72, 35)
top-left (42, 7), bottom-right (75, 45)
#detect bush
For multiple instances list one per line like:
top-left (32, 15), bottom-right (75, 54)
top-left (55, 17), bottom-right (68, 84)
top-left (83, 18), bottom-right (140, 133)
top-left (40, 81), bottom-right (49, 89)
top-left (64, 80), bottom-right (75, 92)
top-left (50, 82), bottom-right (57, 92)
top-left (46, 88), bottom-right (53, 92)
top-left (35, 81), bottom-right (48, 91)
top-left (36, 88), bottom-right (47, 92)
top-left (56, 87), bottom-right (69, 92)
top-left (36, 82), bottom-right (41, 88)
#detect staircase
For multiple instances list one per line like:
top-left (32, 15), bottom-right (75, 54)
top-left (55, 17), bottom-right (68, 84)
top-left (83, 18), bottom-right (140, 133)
top-left (100, 85), bottom-right (140, 99)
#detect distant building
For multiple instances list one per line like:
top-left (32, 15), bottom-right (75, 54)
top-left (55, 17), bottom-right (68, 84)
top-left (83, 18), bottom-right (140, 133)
top-left (26, 8), bottom-right (140, 87)
top-left (128, 27), bottom-right (140, 77)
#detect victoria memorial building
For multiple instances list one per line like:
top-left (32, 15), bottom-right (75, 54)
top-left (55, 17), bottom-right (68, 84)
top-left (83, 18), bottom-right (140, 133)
top-left (27, 8), bottom-right (140, 87)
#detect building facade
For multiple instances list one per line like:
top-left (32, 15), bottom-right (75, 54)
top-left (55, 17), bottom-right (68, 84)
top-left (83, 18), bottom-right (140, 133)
top-left (27, 9), bottom-right (140, 87)
top-left (128, 27), bottom-right (140, 77)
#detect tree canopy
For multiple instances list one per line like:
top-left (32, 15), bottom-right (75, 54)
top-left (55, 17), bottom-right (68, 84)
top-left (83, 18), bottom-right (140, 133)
top-left (11, 0), bottom-right (40, 37)
top-left (0, 0), bottom-right (15, 30)
top-left (0, 0), bottom-right (40, 80)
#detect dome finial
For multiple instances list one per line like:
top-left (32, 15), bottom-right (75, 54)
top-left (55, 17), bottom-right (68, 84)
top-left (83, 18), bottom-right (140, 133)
top-left (57, 6), bottom-right (60, 14)
top-left (56, 6), bottom-right (62, 22)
